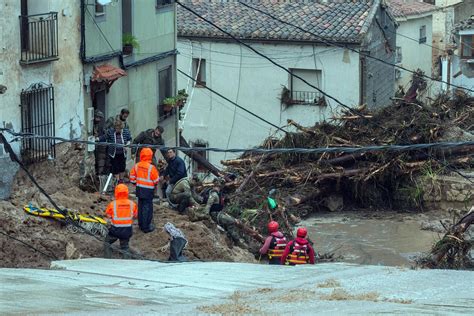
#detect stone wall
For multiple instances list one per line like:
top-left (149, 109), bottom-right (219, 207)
top-left (421, 174), bottom-right (474, 210)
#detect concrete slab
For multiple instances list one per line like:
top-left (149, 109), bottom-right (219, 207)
top-left (0, 259), bottom-right (473, 315)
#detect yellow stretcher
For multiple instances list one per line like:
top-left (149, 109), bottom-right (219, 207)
top-left (23, 205), bottom-right (107, 225)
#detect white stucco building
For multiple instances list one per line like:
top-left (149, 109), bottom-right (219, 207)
top-left (177, 0), bottom-right (397, 172)
top-left (0, 0), bottom-right (84, 198)
top-left (388, 0), bottom-right (438, 92)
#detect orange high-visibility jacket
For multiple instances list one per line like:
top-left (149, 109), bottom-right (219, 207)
top-left (105, 184), bottom-right (138, 227)
top-left (130, 148), bottom-right (159, 189)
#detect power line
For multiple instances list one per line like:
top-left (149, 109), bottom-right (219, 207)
top-left (237, 1), bottom-right (474, 94)
top-left (0, 229), bottom-right (58, 260)
top-left (178, 69), bottom-right (288, 133)
top-left (176, 1), bottom-right (359, 116)
top-left (2, 128), bottom-right (474, 155)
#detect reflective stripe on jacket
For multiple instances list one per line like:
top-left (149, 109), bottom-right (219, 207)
top-left (130, 162), bottom-right (159, 189)
top-left (286, 241), bottom-right (310, 265)
top-left (109, 200), bottom-right (135, 227)
top-left (268, 236), bottom-right (287, 259)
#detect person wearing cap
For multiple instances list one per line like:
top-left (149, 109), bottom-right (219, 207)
top-left (281, 227), bottom-right (315, 265)
top-left (259, 221), bottom-right (288, 265)
top-left (132, 125), bottom-right (165, 164)
top-left (105, 108), bottom-right (130, 130)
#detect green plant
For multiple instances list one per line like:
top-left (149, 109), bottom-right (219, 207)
top-left (122, 33), bottom-right (140, 49)
top-left (163, 97), bottom-right (177, 106)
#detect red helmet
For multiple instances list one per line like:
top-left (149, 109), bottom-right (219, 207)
top-left (296, 227), bottom-right (307, 238)
top-left (267, 221), bottom-right (279, 233)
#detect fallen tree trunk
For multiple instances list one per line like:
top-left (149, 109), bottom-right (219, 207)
top-left (179, 135), bottom-right (222, 177)
top-left (234, 219), bottom-right (265, 243)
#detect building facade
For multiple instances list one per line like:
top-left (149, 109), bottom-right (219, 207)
top-left (0, 0), bottom-right (85, 198)
top-left (81, 0), bottom-right (178, 155)
top-left (177, 0), bottom-right (396, 171)
top-left (388, 0), bottom-right (437, 93)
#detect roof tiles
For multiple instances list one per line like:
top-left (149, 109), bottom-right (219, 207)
top-left (178, 0), bottom-right (377, 43)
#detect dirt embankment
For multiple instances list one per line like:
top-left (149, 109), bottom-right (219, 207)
top-left (0, 144), bottom-right (254, 268)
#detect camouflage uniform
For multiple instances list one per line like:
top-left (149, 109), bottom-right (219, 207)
top-left (169, 178), bottom-right (201, 213)
top-left (189, 191), bottom-right (241, 243)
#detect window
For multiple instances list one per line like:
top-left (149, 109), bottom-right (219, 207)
top-left (192, 141), bottom-right (209, 173)
top-left (287, 69), bottom-right (322, 105)
top-left (158, 67), bottom-right (173, 119)
top-left (419, 25), bottom-right (426, 44)
top-left (192, 58), bottom-right (206, 87)
top-left (20, 83), bottom-right (55, 164)
top-left (460, 35), bottom-right (474, 59)
top-left (156, 0), bottom-right (173, 7)
top-left (395, 46), bottom-right (402, 64)
top-left (95, 0), bottom-right (105, 16)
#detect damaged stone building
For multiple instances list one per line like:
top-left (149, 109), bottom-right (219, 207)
top-left (0, 0), bottom-right (178, 198)
top-left (0, 0), bottom-right (85, 199)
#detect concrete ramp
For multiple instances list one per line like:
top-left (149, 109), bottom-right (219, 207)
top-left (0, 259), bottom-right (473, 315)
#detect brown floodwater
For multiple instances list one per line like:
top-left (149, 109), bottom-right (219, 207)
top-left (303, 213), bottom-right (441, 266)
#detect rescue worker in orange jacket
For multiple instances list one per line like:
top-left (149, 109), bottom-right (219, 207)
top-left (104, 183), bottom-right (138, 258)
top-left (259, 221), bottom-right (288, 265)
top-left (280, 227), bottom-right (315, 265)
top-left (130, 147), bottom-right (159, 233)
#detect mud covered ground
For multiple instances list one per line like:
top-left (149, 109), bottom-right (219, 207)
top-left (0, 144), bottom-right (254, 268)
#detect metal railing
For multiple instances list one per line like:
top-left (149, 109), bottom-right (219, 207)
top-left (19, 12), bottom-right (59, 64)
top-left (20, 83), bottom-right (56, 164)
top-left (290, 90), bottom-right (321, 105)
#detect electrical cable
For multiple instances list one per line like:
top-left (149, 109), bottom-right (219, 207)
top-left (176, 1), bottom-right (359, 115)
top-left (178, 69), bottom-right (288, 133)
top-left (0, 132), bottom-right (161, 262)
top-left (2, 128), bottom-right (474, 155)
top-left (236, 1), bottom-right (474, 94)
top-left (0, 229), bottom-right (58, 260)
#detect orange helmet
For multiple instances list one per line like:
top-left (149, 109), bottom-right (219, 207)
top-left (296, 227), bottom-right (307, 238)
top-left (267, 221), bottom-right (279, 233)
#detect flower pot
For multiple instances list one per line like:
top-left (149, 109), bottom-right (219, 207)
top-left (123, 44), bottom-right (133, 55)
top-left (163, 104), bottom-right (174, 112)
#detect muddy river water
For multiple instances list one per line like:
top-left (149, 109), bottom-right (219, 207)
top-left (303, 212), bottom-right (442, 266)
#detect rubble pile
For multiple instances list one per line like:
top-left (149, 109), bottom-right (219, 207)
top-left (0, 143), bottom-right (254, 268)
top-left (220, 90), bottom-right (474, 239)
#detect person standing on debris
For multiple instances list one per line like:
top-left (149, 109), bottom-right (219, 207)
top-left (98, 119), bottom-right (132, 183)
top-left (93, 109), bottom-right (109, 176)
top-left (132, 126), bottom-right (166, 164)
top-left (104, 183), bottom-right (138, 259)
top-left (281, 227), bottom-right (315, 265)
top-left (105, 108), bottom-right (130, 130)
top-left (130, 147), bottom-right (159, 233)
top-left (259, 221), bottom-right (288, 265)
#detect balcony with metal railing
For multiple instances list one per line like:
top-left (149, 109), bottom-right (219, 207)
top-left (289, 90), bottom-right (322, 105)
top-left (19, 12), bottom-right (59, 65)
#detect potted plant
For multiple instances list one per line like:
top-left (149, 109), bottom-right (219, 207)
top-left (162, 97), bottom-right (177, 112)
top-left (122, 33), bottom-right (140, 55)
top-left (175, 89), bottom-right (189, 108)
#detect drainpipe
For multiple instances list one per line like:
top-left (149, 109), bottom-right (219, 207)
top-left (80, 0), bottom-right (86, 61)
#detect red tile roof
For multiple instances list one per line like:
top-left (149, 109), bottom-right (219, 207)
top-left (92, 64), bottom-right (127, 82)
top-left (387, 0), bottom-right (438, 19)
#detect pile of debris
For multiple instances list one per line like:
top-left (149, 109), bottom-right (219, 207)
top-left (0, 143), bottom-right (254, 268)
top-left (219, 89), bottom-right (474, 240)
top-left (417, 208), bottom-right (473, 269)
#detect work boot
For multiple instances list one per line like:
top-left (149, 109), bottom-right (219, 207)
top-left (103, 243), bottom-right (112, 258)
top-left (122, 247), bottom-right (131, 259)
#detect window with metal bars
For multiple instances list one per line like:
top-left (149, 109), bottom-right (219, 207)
top-left (20, 83), bottom-right (55, 164)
